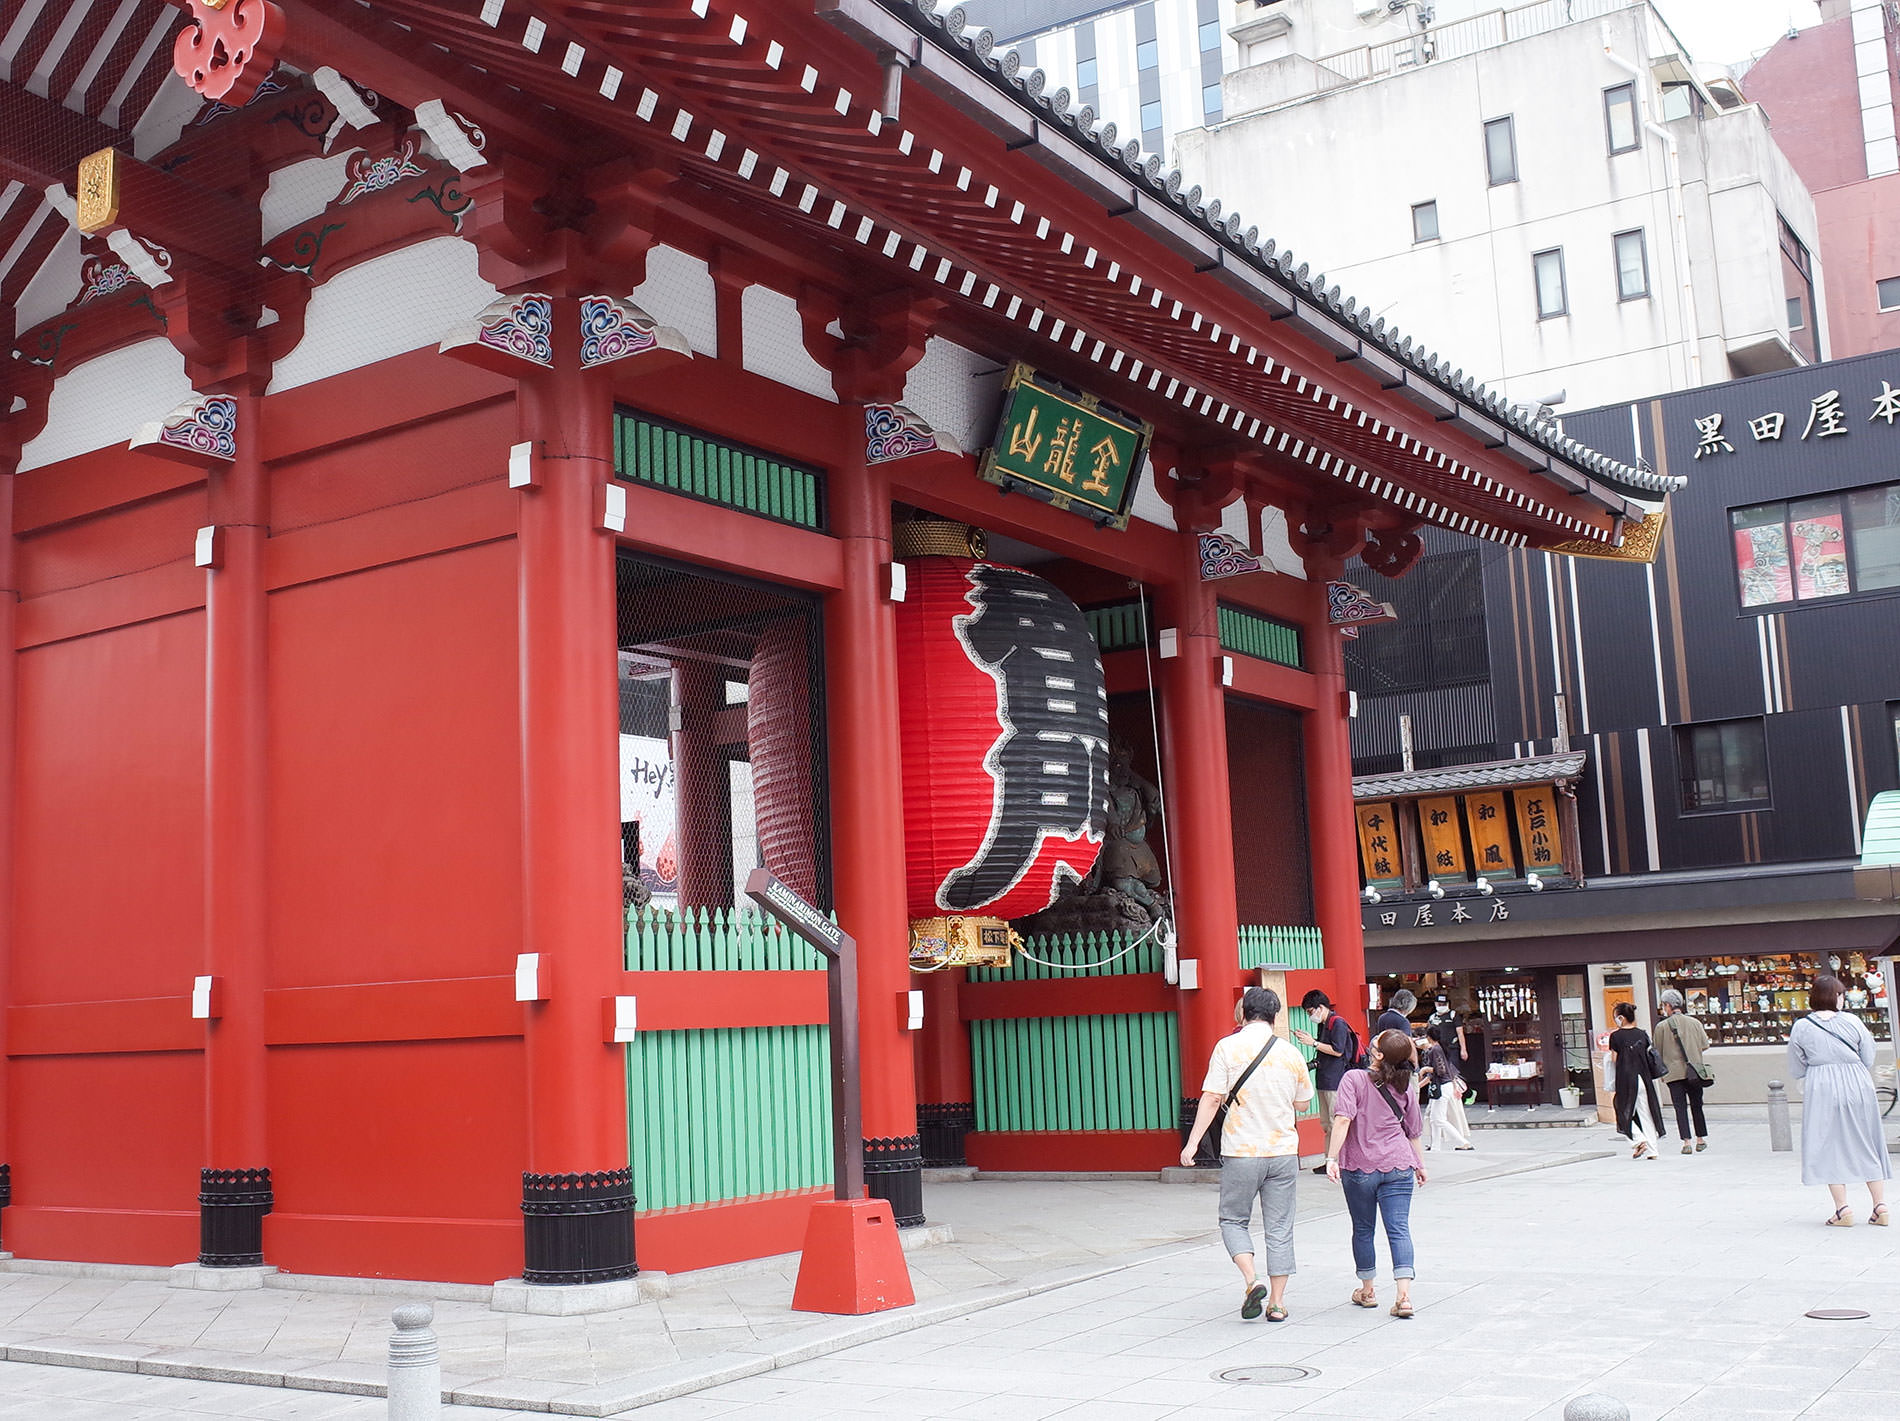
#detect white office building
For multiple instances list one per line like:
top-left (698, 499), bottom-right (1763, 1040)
top-left (969, 0), bottom-right (1827, 411)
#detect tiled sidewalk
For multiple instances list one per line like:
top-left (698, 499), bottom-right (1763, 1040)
top-left (0, 1135), bottom-right (1597, 1416)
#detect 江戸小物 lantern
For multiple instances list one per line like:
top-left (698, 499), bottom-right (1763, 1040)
top-left (894, 522), bottom-right (1109, 967)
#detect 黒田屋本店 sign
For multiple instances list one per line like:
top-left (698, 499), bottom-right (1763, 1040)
top-left (978, 365), bottom-right (1151, 528)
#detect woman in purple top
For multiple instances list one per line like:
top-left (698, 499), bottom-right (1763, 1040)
top-left (1324, 1029), bottom-right (1428, 1318)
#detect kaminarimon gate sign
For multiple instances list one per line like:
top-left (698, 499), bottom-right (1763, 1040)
top-left (0, 0), bottom-right (1676, 1293)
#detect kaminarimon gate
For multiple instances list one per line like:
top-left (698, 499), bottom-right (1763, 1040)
top-left (0, 0), bottom-right (1668, 1290)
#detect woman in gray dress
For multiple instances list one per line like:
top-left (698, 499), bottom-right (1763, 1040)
top-left (1788, 974), bottom-right (1891, 1227)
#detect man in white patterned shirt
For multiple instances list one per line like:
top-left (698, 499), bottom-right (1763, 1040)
top-left (1181, 986), bottom-right (1314, 1321)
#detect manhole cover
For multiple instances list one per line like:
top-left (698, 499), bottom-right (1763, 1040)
top-left (1806, 1309), bottom-right (1871, 1320)
top-left (1215, 1364), bottom-right (1318, 1385)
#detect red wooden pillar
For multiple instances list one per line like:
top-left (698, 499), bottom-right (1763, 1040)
top-left (914, 967), bottom-right (972, 1168)
top-left (514, 300), bottom-right (635, 1282)
top-left (1155, 542), bottom-right (1243, 1153)
top-left (0, 452), bottom-right (16, 1251)
top-left (1304, 592), bottom-right (1367, 1033)
top-left (199, 393), bottom-right (272, 1266)
top-left (824, 439), bottom-right (923, 1224)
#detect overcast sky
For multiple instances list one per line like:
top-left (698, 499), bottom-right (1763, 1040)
top-left (1650, 0), bottom-right (1823, 68)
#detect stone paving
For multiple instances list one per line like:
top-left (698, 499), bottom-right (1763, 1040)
top-left (0, 1131), bottom-right (1592, 1416)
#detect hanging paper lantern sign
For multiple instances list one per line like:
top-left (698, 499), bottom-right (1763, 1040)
top-left (896, 549), bottom-right (1110, 954)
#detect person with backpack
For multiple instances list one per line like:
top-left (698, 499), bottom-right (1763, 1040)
top-left (1295, 990), bottom-right (1360, 1174)
top-left (1180, 987), bottom-right (1315, 1322)
top-left (1325, 1029), bottom-right (1428, 1318)
top-left (1606, 1001), bottom-right (1666, 1161)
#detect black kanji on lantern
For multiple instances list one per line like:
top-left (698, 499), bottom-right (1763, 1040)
top-left (939, 564), bottom-right (1109, 911)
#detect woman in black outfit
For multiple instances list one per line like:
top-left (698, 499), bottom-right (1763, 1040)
top-left (1606, 1002), bottom-right (1666, 1161)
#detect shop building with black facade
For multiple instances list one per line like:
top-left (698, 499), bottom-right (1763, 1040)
top-left (1344, 348), bottom-right (1900, 1104)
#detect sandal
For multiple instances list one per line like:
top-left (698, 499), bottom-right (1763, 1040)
top-left (1827, 1206), bottom-right (1855, 1227)
top-left (1240, 1283), bottom-right (1267, 1320)
top-left (1390, 1300), bottom-right (1414, 1319)
top-left (1264, 1304), bottom-right (1288, 1323)
top-left (1871, 1204), bottom-right (1890, 1228)
top-left (1350, 1284), bottom-right (1378, 1308)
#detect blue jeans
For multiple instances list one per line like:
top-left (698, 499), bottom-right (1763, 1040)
top-left (1341, 1167), bottom-right (1415, 1281)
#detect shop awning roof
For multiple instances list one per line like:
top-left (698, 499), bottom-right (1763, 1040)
top-left (1859, 791), bottom-right (1900, 903)
top-left (1353, 750), bottom-right (1588, 802)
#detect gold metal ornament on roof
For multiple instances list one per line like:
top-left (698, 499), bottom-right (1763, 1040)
top-left (1546, 505), bottom-right (1667, 564)
top-left (75, 148), bottom-right (121, 235)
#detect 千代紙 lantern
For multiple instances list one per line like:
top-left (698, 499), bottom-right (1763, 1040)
top-left (894, 523), bottom-right (1109, 967)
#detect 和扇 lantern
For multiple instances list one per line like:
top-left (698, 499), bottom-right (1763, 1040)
top-left (894, 523), bottom-right (1109, 966)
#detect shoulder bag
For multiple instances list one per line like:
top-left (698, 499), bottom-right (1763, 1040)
top-left (1642, 1032), bottom-right (1666, 1080)
top-left (1668, 1016), bottom-right (1713, 1087)
top-left (1210, 1034), bottom-right (1278, 1148)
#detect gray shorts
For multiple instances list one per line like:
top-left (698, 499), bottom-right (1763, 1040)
top-left (1217, 1154), bottom-right (1298, 1276)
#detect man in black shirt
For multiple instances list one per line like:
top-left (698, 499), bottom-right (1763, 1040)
top-left (1375, 988), bottom-right (1417, 1042)
top-left (1294, 989), bottom-right (1358, 1174)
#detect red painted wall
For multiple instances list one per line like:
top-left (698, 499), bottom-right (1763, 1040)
top-left (10, 611), bottom-right (208, 1261)
top-left (1813, 177), bottom-right (1900, 359)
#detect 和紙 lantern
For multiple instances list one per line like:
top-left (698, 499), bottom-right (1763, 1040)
top-left (894, 522), bottom-right (1109, 967)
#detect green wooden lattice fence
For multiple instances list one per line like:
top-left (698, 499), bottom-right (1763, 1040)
top-left (615, 411), bottom-right (824, 531)
top-left (1237, 924), bottom-right (1324, 971)
top-left (625, 906), bottom-right (827, 972)
top-left (628, 1025), bottom-right (832, 1209)
top-left (972, 1012), bottom-right (1180, 1133)
top-left (1084, 601), bottom-right (1147, 653)
top-left (1216, 605), bottom-right (1303, 669)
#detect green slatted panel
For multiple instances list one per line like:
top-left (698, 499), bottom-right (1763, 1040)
top-left (615, 411), bottom-right (824, 530)
top-left (1236, 924), bottom-right (1326, 971)
top-left (625, 907), bottom-right (828, 972)
top-left (1084, 601), bottom-right (1147, 653)
top-left (966, 931), bottom-right (1162, 981)
top-left (627, 1025), bottom-right (832, 1209)
top-left (971, 1012), bottom-right (1179, 1132)
top-left (1216, 605), bottom-right (1304, 669)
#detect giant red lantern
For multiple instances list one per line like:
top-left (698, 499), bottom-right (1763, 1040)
top-left (895, 524), bottom-right (1109, 966)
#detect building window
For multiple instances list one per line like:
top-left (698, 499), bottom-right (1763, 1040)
top-left (1076, 56), bottom-right (1098, 91)
top-left (1660, 82), bottom-right (1696, 121)
top-left (1533, 248), bottom-right (1567, 319)
top-left (1676, 719), bottom-right (1770, 812)
top-left (1880, 277), bottom-right (1900, 312)
top-left (1199, 19), bottom-right (1220, 50)
top-left (1483, 116), bottom-right (1517, 185)
top-left (1202, 83), bottom-right (1222, 117)
top-left (1140, 99), bottom-right (1163, 133)
top-left (1412, 200), bottom-right (1439, 243)
top-left (1780, 216), bottom-right (1818, 362)
top-left (1604, 83), bottom-right (1640, 154)
top-left (1136, 37), bottom-right (1159, 69)
top-left (1731, 484), bottom-right (1900, 609)
top-left (1614, 229), bottom-right (1649, 300)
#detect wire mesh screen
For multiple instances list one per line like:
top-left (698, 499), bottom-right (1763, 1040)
top-left (617, 552), bottom-right (829, 918)
top-left (1226, 697), bottom-right (1313, 926)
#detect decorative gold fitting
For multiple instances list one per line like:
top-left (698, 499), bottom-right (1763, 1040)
top-left (75, 148), bottom-right (121, 235)
top-left (908, 914), bottom-right (1016, 970)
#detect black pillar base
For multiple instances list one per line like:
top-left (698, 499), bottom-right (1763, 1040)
top-left (863, 1134), bottom-right (925, 1226)
top-left (917, 1103), bottom-right (975, 1169)
top-left (521, 1169), bottom-right (638, 1285)
top-left (1181, 1098), bottom-right (1219, 1168)
top-left (0, 1163), bottom-right (11, 1252)
top-left (199, 1168), bottom-right (272, 1267)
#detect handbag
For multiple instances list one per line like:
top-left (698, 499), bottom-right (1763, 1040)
top-left (1210, 1035), bottom-right (1278, 1149)
top-left (1644, 1035), bottom-right (1666, 1079)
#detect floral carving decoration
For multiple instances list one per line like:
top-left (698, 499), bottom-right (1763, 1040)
top-left (578, 296), bottom-right (662, 368)
top-left (340, 141), bottom-right (427, 205)
top-left (173, 0), bottom-right (287, 107)
top-left (1326, 580), bottom-right (1397, 628)
top-left (78, 258), bottom-right (134, 305)
top-left (475, 294), bottom-right (554, 368)
top-left (133, 394), bottom-right (238, 464)
top-left (1197, 531), bottom-right (1262, 581)
top-left (865, 404), bottom-right (942, 464)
